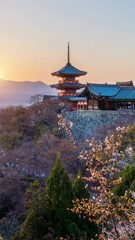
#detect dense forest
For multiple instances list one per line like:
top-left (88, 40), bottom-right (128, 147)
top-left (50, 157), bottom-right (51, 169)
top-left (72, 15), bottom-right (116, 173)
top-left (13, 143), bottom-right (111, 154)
top-left (0, 97), bottom-right (135, 240)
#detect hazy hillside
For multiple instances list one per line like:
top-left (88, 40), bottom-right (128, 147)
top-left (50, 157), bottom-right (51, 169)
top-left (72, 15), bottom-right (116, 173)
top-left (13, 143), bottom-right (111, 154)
top-left (0, 80), bottom-right (57, 107)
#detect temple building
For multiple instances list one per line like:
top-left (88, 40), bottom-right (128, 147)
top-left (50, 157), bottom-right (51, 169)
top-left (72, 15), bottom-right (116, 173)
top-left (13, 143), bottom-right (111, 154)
top-left (51, 43), bottom-right (86, 97)
top-left (77, 82), bottom-right (135, 110)
top-left (49, 44), bottom-right (135, 111)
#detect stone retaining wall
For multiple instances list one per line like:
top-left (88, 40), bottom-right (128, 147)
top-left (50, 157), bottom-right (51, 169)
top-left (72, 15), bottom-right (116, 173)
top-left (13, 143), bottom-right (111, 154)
top-left (61, 110), bottom-right (135, 143)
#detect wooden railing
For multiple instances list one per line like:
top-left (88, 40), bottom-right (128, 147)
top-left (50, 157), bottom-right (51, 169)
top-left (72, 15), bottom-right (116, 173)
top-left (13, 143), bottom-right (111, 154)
top-left (76, 109), bottom-right (135, 115)
top-left (118, 109), bottom-right (135, 115)
top-left (59, 79), bottom-right (79, 83)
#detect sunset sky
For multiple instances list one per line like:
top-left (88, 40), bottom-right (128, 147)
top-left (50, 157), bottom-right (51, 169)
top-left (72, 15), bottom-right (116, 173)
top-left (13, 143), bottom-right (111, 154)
top-left (0, 0), bottom-right (135, 84)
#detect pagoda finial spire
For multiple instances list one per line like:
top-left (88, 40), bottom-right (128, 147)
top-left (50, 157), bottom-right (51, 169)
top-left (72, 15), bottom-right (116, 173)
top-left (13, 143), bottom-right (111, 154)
top-left (67, 42), bottom-right (70, 64)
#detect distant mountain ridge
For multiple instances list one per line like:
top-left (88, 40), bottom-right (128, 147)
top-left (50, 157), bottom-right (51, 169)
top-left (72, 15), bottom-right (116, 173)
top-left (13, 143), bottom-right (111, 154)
top-left (0, 80), bottom-right (57, 107)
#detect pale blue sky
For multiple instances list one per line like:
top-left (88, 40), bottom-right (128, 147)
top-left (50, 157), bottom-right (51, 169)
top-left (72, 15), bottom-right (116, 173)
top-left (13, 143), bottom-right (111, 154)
top-left (0, 0), bottom-right (135, 84)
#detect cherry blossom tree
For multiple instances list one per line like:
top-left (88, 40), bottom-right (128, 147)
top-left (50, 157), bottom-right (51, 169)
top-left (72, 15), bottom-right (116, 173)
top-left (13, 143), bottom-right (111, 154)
top-left (72, 128), bottom-right (135, 240)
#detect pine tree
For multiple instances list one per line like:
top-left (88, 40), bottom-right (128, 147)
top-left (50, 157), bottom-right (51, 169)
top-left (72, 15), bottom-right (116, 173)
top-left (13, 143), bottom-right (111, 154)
top-left (25, 180), bottom-right (43, 212)
top-left (73, 170), bottom-right (89, 199)
top-left (46, 153), bottom-right (74, 209)
top-left (45, 153), bottom-right (74, 235)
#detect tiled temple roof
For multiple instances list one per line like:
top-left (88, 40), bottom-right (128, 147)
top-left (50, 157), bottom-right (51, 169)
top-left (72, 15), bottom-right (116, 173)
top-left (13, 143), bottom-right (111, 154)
top-left (52, 63), bottom-right (87, 77)
top-left (116, 80), bottom-right (133, 86)
top-left (110, 86), bottom-right (135, 101)
top-left (86, 83), bottom-right (119, 97)
top-left (79, 83), bottom-right (135, 101)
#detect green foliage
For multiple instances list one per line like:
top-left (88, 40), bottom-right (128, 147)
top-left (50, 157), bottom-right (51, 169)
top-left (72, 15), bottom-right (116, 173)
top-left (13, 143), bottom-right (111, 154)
top-left (12, 155), bottom-right (98, 239)
top-left (19, 210), bottom-right (47, 240)
top-left (68, 222), bottom-right (81, 238)
top-left (0, 132), bottom-right (21, 150)
top-left (25, 180), bottom-right (44, 213)
top-left (51, 124), bottom-right (61, 137)
top-left (130, 179), bottom-right (135, 191)
top-left (46, 153), bottom-right (74, 209)
top-left (67, 213), bottom-right (98, 239)
top-left (12, 182), bottom-right (51, 240)
top-left (73, 170), bottom-right (89, 199)
top-left (45, 154), bottom-right (75, 236)
top-left (34, 122), bottom-right (50, 142)
top-left (113, 165), bottom-right (135, 196)
top-left (122, 165), bottom-right (135, 183)
top-left (121, 124), bottom-right (135, 150)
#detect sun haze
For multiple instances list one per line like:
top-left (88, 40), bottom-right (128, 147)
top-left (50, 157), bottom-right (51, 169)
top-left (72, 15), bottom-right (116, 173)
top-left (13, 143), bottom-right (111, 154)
top-left (0, 0), bottom-right (135, 85)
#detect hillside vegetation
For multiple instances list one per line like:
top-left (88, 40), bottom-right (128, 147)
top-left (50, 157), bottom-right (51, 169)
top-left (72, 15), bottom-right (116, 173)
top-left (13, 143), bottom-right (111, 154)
top-left (0, 103), bottom-right (135, 239)
top-left (0, 99), bottom-right (81, 239)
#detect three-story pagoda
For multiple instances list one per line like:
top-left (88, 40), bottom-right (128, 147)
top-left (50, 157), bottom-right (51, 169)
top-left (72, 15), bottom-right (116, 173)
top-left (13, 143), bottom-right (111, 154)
top-left (51, 43), bottom-right (87, 97)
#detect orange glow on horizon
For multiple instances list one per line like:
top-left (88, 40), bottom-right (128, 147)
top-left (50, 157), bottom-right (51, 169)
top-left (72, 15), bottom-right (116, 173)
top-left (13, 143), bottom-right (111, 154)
top-left (0, 68), bottom-right (6, 80)
top-left (1, 53), bottom-right (135, 85)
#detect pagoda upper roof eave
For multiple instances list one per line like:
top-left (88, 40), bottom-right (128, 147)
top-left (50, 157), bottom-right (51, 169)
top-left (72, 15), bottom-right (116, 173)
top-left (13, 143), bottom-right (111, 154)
top-left (51, 63), bottom-right (87, 77)
top-left (52, 73), bottom-right (86, 77)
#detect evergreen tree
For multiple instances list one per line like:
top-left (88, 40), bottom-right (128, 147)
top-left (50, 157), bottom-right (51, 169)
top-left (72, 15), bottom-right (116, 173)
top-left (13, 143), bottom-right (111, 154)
top-left (73, 170), bottom-right (89, 199)
top-left (45, 153), bottom-right (74, 235)
top-left (12, 154), bottom-right (98, 240)
top-left (25, 180), bottom-right (43, 212)
top-left (46, 153), bottom-right (74, 209)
